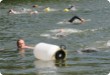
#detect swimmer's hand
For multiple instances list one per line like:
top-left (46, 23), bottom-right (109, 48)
top-left (80, 19), bottom-right (85, 24)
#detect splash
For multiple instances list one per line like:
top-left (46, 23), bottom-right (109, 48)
top-left (0, 72), bottom-right (2, 75)
top-left (106, 40), bottom-right (110, 47)
top-left (0, 0), bottom-right (2, 3)
top-left (107, 0), bottom-right (110, 3)
top-left (40, 28), bottom-right (83, 39)
top-left (108, 72), bottom-right (110, 75)
top-left (57, 19), bottom-right (91, 25)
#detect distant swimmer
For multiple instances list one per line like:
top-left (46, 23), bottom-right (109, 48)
top-left (43, 7), bottom-right (58, 12)
top-left (32, 5), bottom-right (39, 8)
top-left (68, 16), bottom-right (85, 23)
top-left (77, 48), bottom-right (98, 54)
top-left (68, 5), bottom-right (77, 11)
top-left (8, 9), bottom-right (38, 14)
top-left (17, 39), bottom-right (33, 50)
top-left (29, 10), bottom-right (38, 14)
top-left (55, 29), bottom-right (66, 38)
top-left (64, 5), bottom-right (77, 12)
top-left (44, 7), bottom-right (51, 12)
top-left (8, 9), bottom-right (20, 14)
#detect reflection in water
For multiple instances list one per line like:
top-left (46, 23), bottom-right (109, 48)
top-left (34, 60), bottom-right (57, 74)
top-left (34, 60), bottom-right (66, 74)
top-left (55, 60), bottom-right (66, 67)
top-left (17, 49), bottom-right (25, 58)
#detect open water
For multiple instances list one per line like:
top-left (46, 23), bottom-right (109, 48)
top-left (0, 0), bottom-right (110, 75)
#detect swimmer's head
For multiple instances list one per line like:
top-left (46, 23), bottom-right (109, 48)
top-left (59, 29), bottom-right (64, 33)
top-left (8, 9), bottom-right (14, 14)
top-left (32, 5), bottom-right (39, 8)
top-left (44, 7), bottom-right (50, 12)
top-left (17, 39), bottom-right (26, 49)
top-left (8, 9), bottom-right (13, 13)
top-left (68, 5), bottom-right (74, 9)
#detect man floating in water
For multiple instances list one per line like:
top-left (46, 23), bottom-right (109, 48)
top-left (17, 39), bottom-right (33, 50)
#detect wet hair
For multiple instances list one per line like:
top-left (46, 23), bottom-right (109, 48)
top-left (16, 39), bottom-right (21, 49)
top-left (32, 5), bottom-right (38, 8)
top-left (16, 39), bottom-right (25, 49)
top-left (8, 10), bottom-right (12, 13)
top-left (32, 5), bottom-right (36, 8)
top-left (77, 48), bottom-right (98, 53)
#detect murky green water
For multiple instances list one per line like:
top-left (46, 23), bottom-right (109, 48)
top-left (0, 0), bottom-right (110, 75)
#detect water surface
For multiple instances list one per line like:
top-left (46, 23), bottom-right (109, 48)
top-left (0, 0), bottom-right (110, 75)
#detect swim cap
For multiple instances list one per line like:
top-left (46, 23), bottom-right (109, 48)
top-left (44, 7), bottom-right (50, 12)
top-left (63, 8), bottom-right (69, 12)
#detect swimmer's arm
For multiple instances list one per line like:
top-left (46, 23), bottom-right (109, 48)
top-left (24, 46), bottom-right (34, 49)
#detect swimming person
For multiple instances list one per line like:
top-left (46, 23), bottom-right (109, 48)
top-left (8, 9), bottom-right (38, 14)
top-left (32, 5), bottom-right (39, 8)
top-left (76, 48), bottom-right (98, 54)
top-left (68, 16), bottom-right (85, 23)
top-left (67, 5), bottom-right (77, 11)
top-left (64, 5), bottom-right (77, 12)
top-left (55, 29), bottom-right (66, 38)
top-left (17, 39), bottom-right (33, 50)
top-left (8, 9), bottom-right (20, 14)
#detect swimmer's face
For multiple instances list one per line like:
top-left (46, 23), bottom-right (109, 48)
top-left (17, 39), bottom-right (26, 48)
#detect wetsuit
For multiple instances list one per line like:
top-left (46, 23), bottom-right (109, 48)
top-left (68, 16), bottom-right (82, 23)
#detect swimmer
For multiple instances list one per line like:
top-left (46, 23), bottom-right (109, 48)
top-left (8, 9), bottom-right (38, 14)
top-left (80, 48), bottom-right (98, 53)
top-left (29, 10), bottom-right (38, 15)
top-left (68, 16), bottom-right (85, 23)
top-left (17, 39), bottom-right (33, 49)
top-left (55, 29), bottom-right (66, 38)
top-left (68, 5), bottom-right (77, 11)
top-left (8, 9), bottom-right (19, 14)
top-left (64, 5), bottom-right (77, 12)
top-left (32, 5), bottom-right (39, 8)
top-left (77, 48), bottom-right (98, 54)
top-left (44, 7), bottom-right (57, 12)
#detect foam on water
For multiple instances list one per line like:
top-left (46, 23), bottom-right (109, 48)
top-left (40, 28), bottom-right (83, 39)
top-left (106, 40), bottom-right (110, 47)
top-left (8, 7), bottom-right (38, 14)
top-left (49, 28), bottom-right (82, 33)
top-left (0, 0), bottom-right (2, 3)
